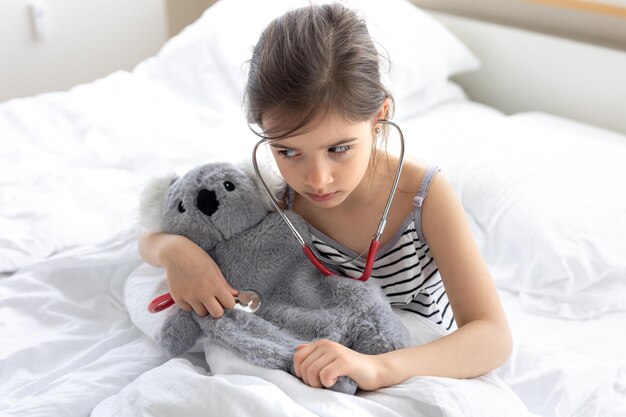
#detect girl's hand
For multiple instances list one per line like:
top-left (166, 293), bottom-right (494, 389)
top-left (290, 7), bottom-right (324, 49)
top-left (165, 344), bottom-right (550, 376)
top-left (159, 234), bottom-right (238, 318)
top-left (293, 339), bottom-right (386, 391)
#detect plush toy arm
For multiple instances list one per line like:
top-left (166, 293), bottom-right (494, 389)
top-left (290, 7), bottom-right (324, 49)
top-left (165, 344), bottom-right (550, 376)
top-left (200, 310), bottom-right (359, 395)
top-left (320, 278), bottom-right (410, 356)
top-left (196, 309), bottom-right (302, 372)
top-left (348, 284), bottom-right (411, 355)
top-left (157, 308), bottom-right (201, 357)
top-left (330, 376), bottom-right (358, 395)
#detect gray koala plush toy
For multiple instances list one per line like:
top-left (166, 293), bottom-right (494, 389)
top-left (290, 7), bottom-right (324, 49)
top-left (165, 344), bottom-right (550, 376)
top-left (141, 161), bottom-right (410, 395)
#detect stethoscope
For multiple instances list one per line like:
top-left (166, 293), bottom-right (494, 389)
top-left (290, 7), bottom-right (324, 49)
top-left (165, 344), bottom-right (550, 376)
top-left (148, 119), bottom-right (404, 313)
top-left (148, 289), bottom-right (261, 313)
top-left (252, 119), bottom-right (405, 282)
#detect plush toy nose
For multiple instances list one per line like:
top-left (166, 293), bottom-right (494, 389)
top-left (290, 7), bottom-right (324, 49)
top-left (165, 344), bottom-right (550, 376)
top-left (196, 189), bottom-right (219, 216)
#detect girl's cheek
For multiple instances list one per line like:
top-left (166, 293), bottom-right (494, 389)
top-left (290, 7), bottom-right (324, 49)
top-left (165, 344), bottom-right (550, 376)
top-left (277, 165), bottom-right (301, 185)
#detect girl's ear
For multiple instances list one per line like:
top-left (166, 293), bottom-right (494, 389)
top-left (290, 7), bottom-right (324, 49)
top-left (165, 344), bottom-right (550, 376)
top-left (375, 97), bottom-right (392, 125)
top-left (139, 173), bottom-right (178, 231)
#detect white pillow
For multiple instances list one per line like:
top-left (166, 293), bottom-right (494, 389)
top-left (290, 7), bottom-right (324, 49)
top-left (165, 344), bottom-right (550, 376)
top-left (412, 107), bottom-right (626, 319)
top-left (134, 0), bottom-right (478, 120)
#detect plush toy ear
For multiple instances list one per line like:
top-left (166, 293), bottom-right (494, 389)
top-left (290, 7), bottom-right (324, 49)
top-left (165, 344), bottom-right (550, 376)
top-left (236, 158), bottom-right (285, 212)
top-left (139, 173), bottom-right (178, 231)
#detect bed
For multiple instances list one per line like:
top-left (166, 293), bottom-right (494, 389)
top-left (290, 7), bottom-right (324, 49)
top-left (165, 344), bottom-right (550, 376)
top-left (1, 0), bottom-right (625, 416)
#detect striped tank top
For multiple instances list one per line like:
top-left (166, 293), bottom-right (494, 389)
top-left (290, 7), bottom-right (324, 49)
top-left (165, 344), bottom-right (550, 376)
top-left (285, 165), bottom-right (456, 331)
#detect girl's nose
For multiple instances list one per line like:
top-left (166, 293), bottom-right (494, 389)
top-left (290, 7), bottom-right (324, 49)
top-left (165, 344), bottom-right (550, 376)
top-left (304, 158), bottom-right (333, 190)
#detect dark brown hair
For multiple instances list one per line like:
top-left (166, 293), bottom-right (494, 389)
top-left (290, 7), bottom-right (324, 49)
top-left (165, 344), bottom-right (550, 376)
top-left (244, 2), bottom-right (394, 140)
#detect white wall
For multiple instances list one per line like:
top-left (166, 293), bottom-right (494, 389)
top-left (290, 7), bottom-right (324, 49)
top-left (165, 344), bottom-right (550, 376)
top-left (165, 0), bottom-right (214, 36)
top-left (0, 0), bottom-right (169, 102)
top-left (434, 12), bottom-right (626, 135)
top-left (412, 0), bottom-right (626, 50)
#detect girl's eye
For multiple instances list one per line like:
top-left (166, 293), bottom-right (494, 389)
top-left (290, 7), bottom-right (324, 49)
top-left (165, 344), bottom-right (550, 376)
top-left (223, 181), bottom-right (235, 191)
top-left (329, 145), bottom-right (352, 154)
top-left (278, 149), bottom-right (299, 158)
top-left (178, 201), bottom-right (186, 213)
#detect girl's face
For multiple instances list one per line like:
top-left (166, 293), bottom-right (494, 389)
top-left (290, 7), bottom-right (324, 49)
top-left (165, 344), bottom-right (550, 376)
top-left (265, 111), bottom-right (376, 209)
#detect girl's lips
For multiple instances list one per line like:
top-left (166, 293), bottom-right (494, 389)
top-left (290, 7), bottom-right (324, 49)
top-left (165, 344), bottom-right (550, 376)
top-left (307, 192), bottom-right (337, 202)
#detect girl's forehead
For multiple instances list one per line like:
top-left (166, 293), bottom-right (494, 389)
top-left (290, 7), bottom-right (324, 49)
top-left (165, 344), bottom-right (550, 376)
top-left (265, 110), bottom-right (369, 139)
top-left (269, 115), bottom-right (369, 149)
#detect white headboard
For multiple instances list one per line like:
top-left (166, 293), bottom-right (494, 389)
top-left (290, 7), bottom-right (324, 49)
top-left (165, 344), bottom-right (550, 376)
top-left (431, 11), bottom-right (626, 135)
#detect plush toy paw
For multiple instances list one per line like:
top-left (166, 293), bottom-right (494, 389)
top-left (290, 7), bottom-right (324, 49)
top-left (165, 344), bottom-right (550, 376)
top-left (329, 376), bottom-right (358, 395)
top-left (156, 309), bottom-right (201, 357)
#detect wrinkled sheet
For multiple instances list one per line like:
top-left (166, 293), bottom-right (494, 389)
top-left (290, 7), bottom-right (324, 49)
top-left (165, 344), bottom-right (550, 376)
top-left (93, 262), bottom-right (533, 417)
top-left (92, 347), bottom-right (534, 417)
top-left (0, 71), bottom-right (256, 273)
top-left (1, 226), bottom-right (624, 416)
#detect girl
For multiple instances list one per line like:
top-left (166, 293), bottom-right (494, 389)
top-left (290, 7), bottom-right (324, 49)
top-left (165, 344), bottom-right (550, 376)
top-left (139, 3), bottom-right (512, 391)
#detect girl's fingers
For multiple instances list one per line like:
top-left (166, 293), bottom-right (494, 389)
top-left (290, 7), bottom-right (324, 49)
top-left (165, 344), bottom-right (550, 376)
top-left (216, 290), bottom-right (237, 310)
top-left (189, 301), bottom-right (208, 317)
top-left (170, 292), bottom-right (192, 312)
top-left (204, 297), bottom-right (225, 319)
top-left (303, 353), bottom-right (335, 388)
top-left (294, 341), bottom-right (336, 388)
top-left (319, 360), bottom-right (346, 388)
top-left (217, 271), bottom-right (238, 296)
top-left (214, 274), bottom-right (237, 308)
top-left (177, 300), bottom-right (193, 312)
top-left (293, 343), bottom-right (314, 377)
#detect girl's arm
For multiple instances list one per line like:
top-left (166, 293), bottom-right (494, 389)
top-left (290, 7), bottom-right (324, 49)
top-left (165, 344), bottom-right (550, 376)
top-left (376, 172), bottom-right (512, 385)
top-left (138, 231), bottom-right (238, 318)
top-left (293, 172), bottom-right (512, 390)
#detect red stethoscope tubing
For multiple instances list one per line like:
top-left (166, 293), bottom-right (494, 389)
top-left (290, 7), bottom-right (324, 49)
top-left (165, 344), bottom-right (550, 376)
top-left (303, 240), bottom-right (379, 281)
top-left (148, 292), bottom-right (175, 313)
top-left (303, 245), bottom-right (333, 276)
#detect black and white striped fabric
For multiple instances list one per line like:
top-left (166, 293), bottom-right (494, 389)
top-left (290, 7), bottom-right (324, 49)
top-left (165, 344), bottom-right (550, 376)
top-left (307, 166), bottom-right (457, 331)
top-left (310, 224), bottom-right (456, 331)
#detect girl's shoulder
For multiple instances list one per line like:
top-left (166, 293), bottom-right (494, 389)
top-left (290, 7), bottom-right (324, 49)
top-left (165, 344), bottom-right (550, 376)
top-left (395, 156), bottom-right (458, 220)
top-left (395, 157), bottom-right (466, 248)
top-left (376, 156), bottom-right (439, 240)
top-left (396, 156), bottom-right (435, 194)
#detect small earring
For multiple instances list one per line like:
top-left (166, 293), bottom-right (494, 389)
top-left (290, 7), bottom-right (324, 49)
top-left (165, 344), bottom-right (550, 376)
top-left (375, 127), bottom-right (381, 134)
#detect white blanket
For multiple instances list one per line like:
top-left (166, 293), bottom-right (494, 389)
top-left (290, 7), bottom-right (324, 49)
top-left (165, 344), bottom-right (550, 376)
top-left (92, 262), bottom-right (535, 417)
top-left (92, 355), bottom-right (531, 417)
top-left (0, 227), bottom-right (166, 416)
top-left (2, 225), bottom-right (624, 416)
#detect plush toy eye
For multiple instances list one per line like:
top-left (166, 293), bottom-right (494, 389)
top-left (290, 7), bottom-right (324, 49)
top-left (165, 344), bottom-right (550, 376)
top-left (223, 181), bottom-right (235, 192)
top-left (178, 201), bottom-right (186, 213)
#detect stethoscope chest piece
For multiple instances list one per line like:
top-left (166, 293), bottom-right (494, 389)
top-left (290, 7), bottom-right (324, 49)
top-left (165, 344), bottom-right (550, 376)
top-left (233, 289), bottom-right (261, 313)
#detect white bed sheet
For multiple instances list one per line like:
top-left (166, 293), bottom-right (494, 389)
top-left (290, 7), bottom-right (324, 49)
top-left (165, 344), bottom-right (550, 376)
top-left (0, 71), bottom-right (256, 274)
top-left (497, 289), bottom-right (626, 417)
top-left (499, 289), bottom-right (626, 366)
top-left (403, 104), bottom-right (626, 319)
top-left (2, 84), bottom-right (625, 416)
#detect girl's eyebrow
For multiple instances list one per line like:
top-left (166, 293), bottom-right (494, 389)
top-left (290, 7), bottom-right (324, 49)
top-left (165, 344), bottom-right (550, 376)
top-left (269, 137), bottom-right (359, 151)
